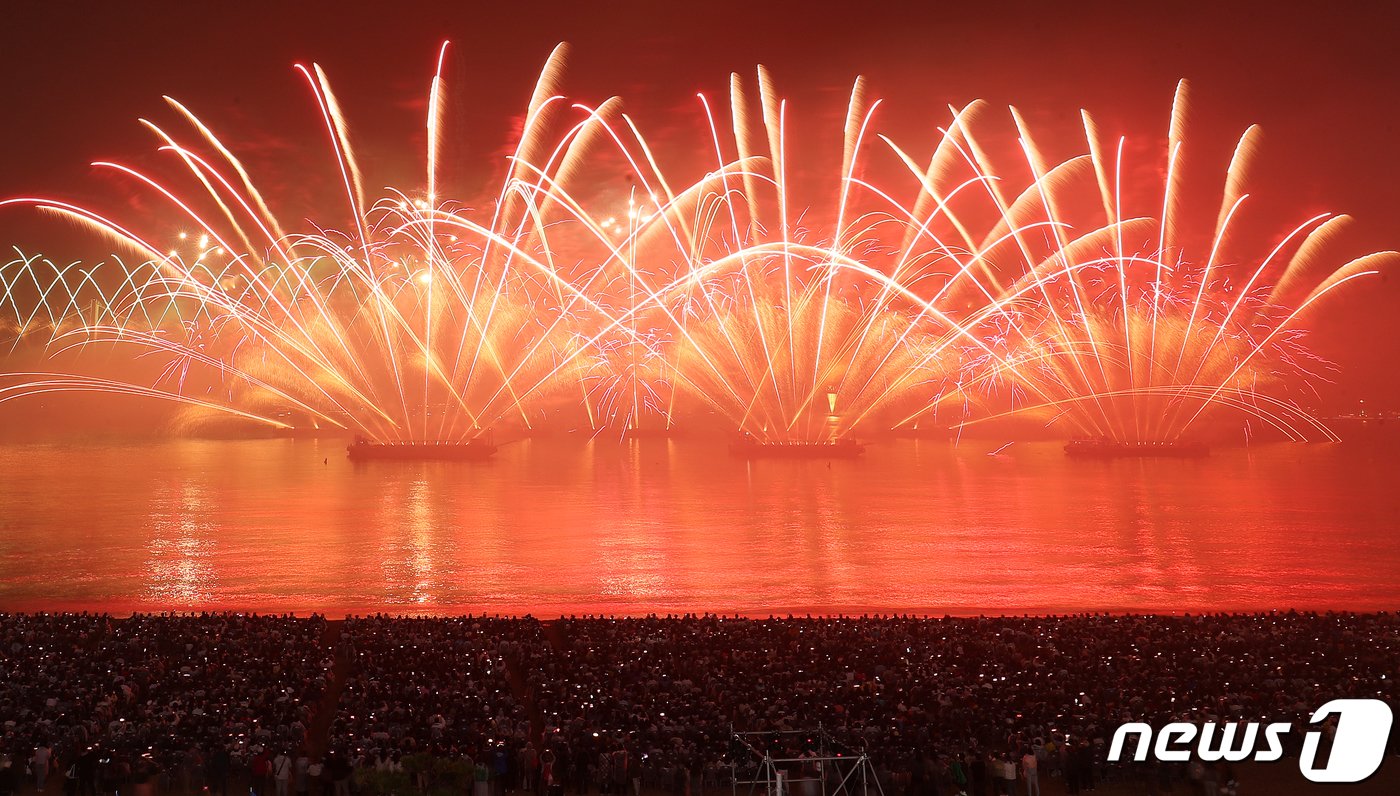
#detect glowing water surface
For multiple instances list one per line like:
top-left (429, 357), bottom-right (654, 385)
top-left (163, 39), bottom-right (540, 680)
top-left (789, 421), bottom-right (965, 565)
top-left (1, 435), bottom-right (1396, 615)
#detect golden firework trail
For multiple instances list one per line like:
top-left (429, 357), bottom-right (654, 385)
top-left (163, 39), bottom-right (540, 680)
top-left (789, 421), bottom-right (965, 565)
top-left (0, 48), bottom-right (1390, 445)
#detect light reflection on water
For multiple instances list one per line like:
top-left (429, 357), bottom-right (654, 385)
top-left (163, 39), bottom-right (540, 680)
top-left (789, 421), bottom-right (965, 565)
top-left (0, 436), bottom-right (1397, 616)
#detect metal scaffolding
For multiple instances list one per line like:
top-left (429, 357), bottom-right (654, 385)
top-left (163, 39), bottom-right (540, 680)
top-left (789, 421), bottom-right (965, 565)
top-left (730, 727), bottom-right (885, 796)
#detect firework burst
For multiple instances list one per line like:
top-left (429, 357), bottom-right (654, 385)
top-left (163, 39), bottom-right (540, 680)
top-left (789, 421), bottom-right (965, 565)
top-left (0, 50), bottom-right (1390, 446)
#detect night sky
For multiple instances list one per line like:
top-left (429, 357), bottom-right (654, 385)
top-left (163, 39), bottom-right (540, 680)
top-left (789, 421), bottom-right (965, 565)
top-left (3, 0), bottom-right (1399, 407)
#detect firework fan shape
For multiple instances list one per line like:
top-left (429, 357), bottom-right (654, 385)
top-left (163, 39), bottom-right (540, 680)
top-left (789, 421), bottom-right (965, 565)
top-left (0, 45), bottom-right (1392, 445)
top-left (0, 44), bottom-right (642, 442)
top-left (897, 83), bottom-right (1396, 443)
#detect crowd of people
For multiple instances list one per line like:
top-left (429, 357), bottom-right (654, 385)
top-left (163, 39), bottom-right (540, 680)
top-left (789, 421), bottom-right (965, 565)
top-left (527, 612), bottom-right (1400, 794)
top-left (0, 612), bottom-right (331, 796)
top-left (1, 611), bottom-right (1397, 796)
top-left (326, 615), bottom-right (540, 790)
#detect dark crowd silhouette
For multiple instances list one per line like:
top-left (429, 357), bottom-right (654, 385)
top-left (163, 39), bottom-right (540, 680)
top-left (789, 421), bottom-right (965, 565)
top-left (2, 611), bottom-right (1398, 796)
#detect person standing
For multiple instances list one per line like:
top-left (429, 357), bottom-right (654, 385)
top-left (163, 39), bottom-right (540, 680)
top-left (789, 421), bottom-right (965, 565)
top-left (474, 760), bottom-right (491, 796)
top-left (1201, 760), bottom-right (1220, 796)
top-left (329, 752), bottom-right (352, 796)
top-left (610, 748), bottom-right (629, 796)
top-left (76, 748), bottom-right (97, 796)
top-left (1000, 754), bottom-right (1017, 796)
top-left (493, 745), bottom-right (510, 796)
top-left (272, 752), bottom-right (292, 796)
top-left (968, 753), bottom-right (985, 796)
top-left (1075, 742), bottom-right (1094, 793)
top-left (1218, 761), bottom-right (1238, 796)
top-left (540, 747), bottom-right (556, 795)
top-left (520, 743), bottom-right (539, 793)
top-left (0, 755), bottom-right (19, 796)
top-left (1020, 749), bottom-right (1039, 796)
top-left (305, 757), bottom-right (323, 796)
top-left (948, 755), bottom-right (967, 796)
top-left (251, 749), bottom-right (271, 796)
top-left (293, 753), bottom-right (310, 796)
top-left (33, 743), bottom-right (53, 793)
top-left (61, 757), bottom-right (78, 796)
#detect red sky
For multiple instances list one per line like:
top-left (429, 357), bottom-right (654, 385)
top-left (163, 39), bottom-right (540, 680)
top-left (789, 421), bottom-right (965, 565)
top-left (3, 0), bottom-right (1398, 407)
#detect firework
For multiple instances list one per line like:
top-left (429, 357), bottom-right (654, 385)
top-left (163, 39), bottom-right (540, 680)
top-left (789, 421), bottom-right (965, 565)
top-left (893, 83), bottom-right (1396, 443)
top-left (0, 45), bottom-right (642, 441)
top-left (0, 49), bottom-right (1390, 446)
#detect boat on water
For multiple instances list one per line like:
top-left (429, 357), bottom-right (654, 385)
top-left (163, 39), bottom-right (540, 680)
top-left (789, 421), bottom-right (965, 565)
top-left (346, 436), bottom-right (498, 461)
top-left (1063, 437), bottom-right (1210, 459)
top-left (729, 434), bottom-right (867, 459)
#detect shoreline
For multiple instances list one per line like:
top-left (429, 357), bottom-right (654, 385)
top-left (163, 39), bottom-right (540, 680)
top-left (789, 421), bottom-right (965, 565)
top-left (3, 605), bottom-right (1395, 619)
